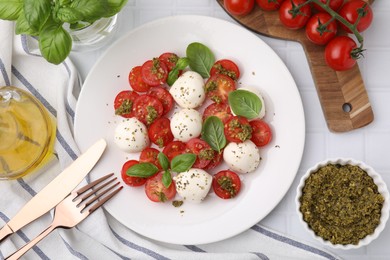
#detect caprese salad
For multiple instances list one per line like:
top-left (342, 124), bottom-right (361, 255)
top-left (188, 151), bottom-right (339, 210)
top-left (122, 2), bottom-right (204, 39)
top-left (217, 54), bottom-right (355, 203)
top-left (113, 42), bottom-right (273, 205)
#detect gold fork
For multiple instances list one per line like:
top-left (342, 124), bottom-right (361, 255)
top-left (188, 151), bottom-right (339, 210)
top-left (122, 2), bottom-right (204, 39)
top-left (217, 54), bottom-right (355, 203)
top-left (6, 173), bottom-right (122, 260)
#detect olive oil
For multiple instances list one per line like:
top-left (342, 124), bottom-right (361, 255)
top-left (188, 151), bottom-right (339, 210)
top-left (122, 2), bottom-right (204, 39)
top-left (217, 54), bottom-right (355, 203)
top-left (0, 87), bottom-right (56, 179)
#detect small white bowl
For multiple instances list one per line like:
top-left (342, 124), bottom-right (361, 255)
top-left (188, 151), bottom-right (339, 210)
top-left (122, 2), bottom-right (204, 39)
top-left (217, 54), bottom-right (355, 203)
top-left (296, 158), bottom-right (390, 249)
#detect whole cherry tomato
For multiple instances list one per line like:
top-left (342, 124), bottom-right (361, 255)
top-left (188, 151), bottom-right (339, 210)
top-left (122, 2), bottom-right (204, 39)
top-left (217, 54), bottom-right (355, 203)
top-left (312, 0), bottom-right (343, 12)
top-left (325, 36), bottom-right (358, 71)
top-left (305, 13), bottom-right (338, 45)
top-left (338, 0), bottom-right (373, 33)
top-left (279, 0), bottom-right (312, 29)
top-left (256, 0), bottom-right (283, 11)
top-left (224, 0), bottom-right (255, 16)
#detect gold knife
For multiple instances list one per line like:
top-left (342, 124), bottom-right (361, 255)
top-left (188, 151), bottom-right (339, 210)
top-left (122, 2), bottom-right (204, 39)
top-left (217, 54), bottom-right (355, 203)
top-left (0, 138), bottom-right (107, 242)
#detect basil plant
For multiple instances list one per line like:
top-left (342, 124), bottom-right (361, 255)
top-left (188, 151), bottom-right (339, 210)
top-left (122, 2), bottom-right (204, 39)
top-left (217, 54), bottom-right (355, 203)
top-left (0, 0), bottom-right (128, 64)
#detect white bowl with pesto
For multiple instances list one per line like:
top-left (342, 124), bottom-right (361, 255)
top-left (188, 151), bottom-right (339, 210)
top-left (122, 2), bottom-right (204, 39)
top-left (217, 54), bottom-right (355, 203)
top-left (296, 158), bottom-right (390, 249)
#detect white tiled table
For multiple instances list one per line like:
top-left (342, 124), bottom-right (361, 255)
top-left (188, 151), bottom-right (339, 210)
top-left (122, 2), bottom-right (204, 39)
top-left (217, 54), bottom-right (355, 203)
top-left (70, 1), bottom-right (390, 259)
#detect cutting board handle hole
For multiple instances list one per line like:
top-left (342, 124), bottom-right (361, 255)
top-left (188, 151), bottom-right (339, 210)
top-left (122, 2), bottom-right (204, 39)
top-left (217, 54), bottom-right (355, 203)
top-left (342, 103), bottom-right (352, 113)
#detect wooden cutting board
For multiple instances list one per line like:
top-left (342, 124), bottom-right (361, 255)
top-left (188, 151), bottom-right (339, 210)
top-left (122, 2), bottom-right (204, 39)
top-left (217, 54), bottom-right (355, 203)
top-left (216, 0), bottom-right (374, 132)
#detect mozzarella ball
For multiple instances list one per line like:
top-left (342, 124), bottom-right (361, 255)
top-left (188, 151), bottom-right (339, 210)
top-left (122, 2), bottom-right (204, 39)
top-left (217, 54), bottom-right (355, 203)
top-left (114, 118), bottom-right (149, 153)
top-left (170, 108), bottom-right (202, 142)
top-left (223, 140), bottom-right (260, 173)
top-left (174, 168), bottom-right (212, 203)
top-left (169, 71), bottom-right (205, 108)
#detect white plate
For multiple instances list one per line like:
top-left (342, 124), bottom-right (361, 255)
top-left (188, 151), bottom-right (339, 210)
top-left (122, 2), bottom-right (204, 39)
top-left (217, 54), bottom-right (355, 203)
top-left (74, 15), bottom-right (305, 245)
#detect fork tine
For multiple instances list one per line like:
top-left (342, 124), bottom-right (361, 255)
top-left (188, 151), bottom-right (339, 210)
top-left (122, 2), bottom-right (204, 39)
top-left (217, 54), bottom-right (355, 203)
top-left (88, 185), bottom-right (123, 213)
top-left (77, 177), bottom-right (117, 203)
top-left (75, 173), bottom-right (114, 195)
top-left (82, 180), bottom-right (121, 209)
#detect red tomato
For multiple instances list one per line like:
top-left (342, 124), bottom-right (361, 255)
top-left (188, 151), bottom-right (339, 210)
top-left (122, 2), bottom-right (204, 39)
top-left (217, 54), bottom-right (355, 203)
top-left (145, 172), bottom-right (176, 202)
top-left (312, 0), bottom-right (343, 12)
top-left (185, 138), bottom-right (214, 169)
top-left (279, 0), bottom-right (311, 29)
top-left (305, 13), bottom-right (337, 45)
top-left (224, 116), bottom-right (253, 143)
top-left (158, 52), bottom-right (179, 72)
top-left (128, 66), bottom-right (151, 92)
top-left (162, 141), bottom-right (187, 161)
top-left (205, 74), bottom-right (236, 103)
top-left (250, 119), bottom-right (272, 147)
top-left (212, 170), bottom-right (241, 199)
top-left (203, 102), bottom-right (233, 124)
top-left (338, 0), bottom-right (373, 33)
top-left (325, 36), bottom-right (358, 71)
top-left (121, 160), bottom-right (147, 187)
top-left (204, 151), bottom-right (223, 170)
top-left (132, 95), bottom-right (164, 125)
top-left (114, 90), bottom-right (139, 118)
top-left (141, 58), bottom-right (169, 86)
top-left (210, 59), bottom-right (240, 80)
top-left (256, 0), bottom-right (283, 11)
top-left (147, 87), bottom-right (174, 116)
top-left (224, 0), bottom-right (255, 16)
top-left (139, 147), bottom-right (161, 169)
top-left (148, 117), bottom-right (174, 148)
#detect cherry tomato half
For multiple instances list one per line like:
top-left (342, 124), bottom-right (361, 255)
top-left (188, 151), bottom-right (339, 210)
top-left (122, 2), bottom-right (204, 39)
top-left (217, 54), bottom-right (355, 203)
top-left (250, 119), bottom-right (272, 147)
top-left (224, 116), bottom-right (253, 143)
top-left (141, 58), bottom-right (169, 86)
top-left (147, 86), bottom-right (174, 116)
top-left (114, 90), bottom-right (139, 118)
top-left (128, 66), bottom-right (151, 92)
top-left (305, 13), bottom-right (337, 45)
top-left (148, 117), bottom-right (174, 148)
top-left (338, 0), bottom-right (373, 33)
top-left (158, 52), bottom-right (180, 72)
top-left (121, 160), bottom-right (147, 187)
top-left (186, 138), bottom-right (214, 169)
top-left (210, 59), bottom-right (240, 80)
top-left (224, 0), bottom-right (255, 16)
top-left (163, 141), bottom-right (187, 161)
top-left (145, 172), bottom-right (176, 202)
top-left (279, 0), bottom-right (311, 30)
top-left (202, 102), bottom-right (233, 124)
top-left (325, 36), bottom-right (358, 71)
top-left (205, 74), bottom-right (236, 103)
top-left (132, 94), bottom-right (164, 125)
top-left (256, 0), bottom-right (283, 11)
top-left (139, 147), bottom-right (161, 169)
top-left (212, 170), bottom-right (241, 199)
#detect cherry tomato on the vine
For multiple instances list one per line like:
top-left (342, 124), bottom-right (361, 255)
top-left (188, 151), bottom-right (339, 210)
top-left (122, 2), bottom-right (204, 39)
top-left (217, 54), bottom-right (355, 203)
top-left (279, 0), bottom-right (312, 30)
top-left (325, 36), bottom-right (358, 71)
top-left (224, 0), bottom-right (255, 16)
top-left (305, 13), bottom-right (337, 45)
top-left (312, 0), bottom-right (343, 12)
top-left (256, 0), bottom-right (283, 11)
top-left (338, 0), bottom-right (373, 33)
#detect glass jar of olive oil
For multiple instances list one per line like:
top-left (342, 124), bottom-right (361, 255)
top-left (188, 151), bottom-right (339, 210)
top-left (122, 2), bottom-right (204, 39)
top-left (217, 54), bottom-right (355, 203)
top-left (0, 86), bottom-right (56, 179)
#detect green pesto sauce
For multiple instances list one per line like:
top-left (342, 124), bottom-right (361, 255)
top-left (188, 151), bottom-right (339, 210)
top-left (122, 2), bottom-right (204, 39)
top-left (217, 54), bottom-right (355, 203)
top-left (300, 164), bottom-right (384, 245)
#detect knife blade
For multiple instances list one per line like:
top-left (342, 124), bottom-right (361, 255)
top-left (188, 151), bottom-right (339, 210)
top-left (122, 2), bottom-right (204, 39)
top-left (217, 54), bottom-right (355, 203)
top-left (0, 138), bottom-right (107, 242)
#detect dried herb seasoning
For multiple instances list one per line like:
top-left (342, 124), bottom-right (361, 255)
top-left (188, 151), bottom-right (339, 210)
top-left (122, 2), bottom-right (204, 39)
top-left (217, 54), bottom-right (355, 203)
top-left (299, 164), bottom-right (384, 245)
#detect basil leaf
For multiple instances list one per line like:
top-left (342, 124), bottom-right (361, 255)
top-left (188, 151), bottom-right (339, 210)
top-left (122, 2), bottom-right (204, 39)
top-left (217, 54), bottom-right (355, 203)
top-left (70, 0), bottom-right (106, 22)
top-left (57, 7), bottom-right (84, 24)
top-left (158, 152), bottom-right (169, 171)
top-left (167, 57), bottom-right (189, 86)
top-left (186, 42), bottom-right (215, 78)
top-left (39, 23), bottom-right (72, 65)
top-left (126, 162), bottom-right (159, 178)
top-left (171, 153), bottom-right (196, 173)
top-left (104, 0), bottom-right (128, 18)
top-left (15, 9), bottom-right (38, 36)
top-left (162, 170), bottom-right (172, 188)
top-left (0, 0), bottom-right (23, 20)
top-left (228, 89), bottom-right (262, 119)
top-left (24, 0), bottom-right (51, 31)
top-left (202, 116), bottom-right (226, 153)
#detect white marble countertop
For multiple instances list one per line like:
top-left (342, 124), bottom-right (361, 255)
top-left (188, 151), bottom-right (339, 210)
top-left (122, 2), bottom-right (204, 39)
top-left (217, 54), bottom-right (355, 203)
top-left (70, 1), bottom-right (390, 259)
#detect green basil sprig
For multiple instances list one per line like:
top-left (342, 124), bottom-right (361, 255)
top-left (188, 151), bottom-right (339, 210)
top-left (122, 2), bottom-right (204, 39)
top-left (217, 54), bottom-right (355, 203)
top-left (202, 116), bottom-right (226, 153)
top-left (228, 89), bottom-right (262, 119)
top-left (186, 42), bottom-right (215, 78)
top-left (167, 57), bottom-right (189, 86)
top-left (171, 153), bottom-right (196, 173)
top-left (126, 162), bottom-right (159, 178)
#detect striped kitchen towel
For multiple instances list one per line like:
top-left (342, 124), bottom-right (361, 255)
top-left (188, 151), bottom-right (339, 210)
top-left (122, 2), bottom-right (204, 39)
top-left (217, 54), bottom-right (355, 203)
top-left (0, 20), bottom-right (340, 260)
